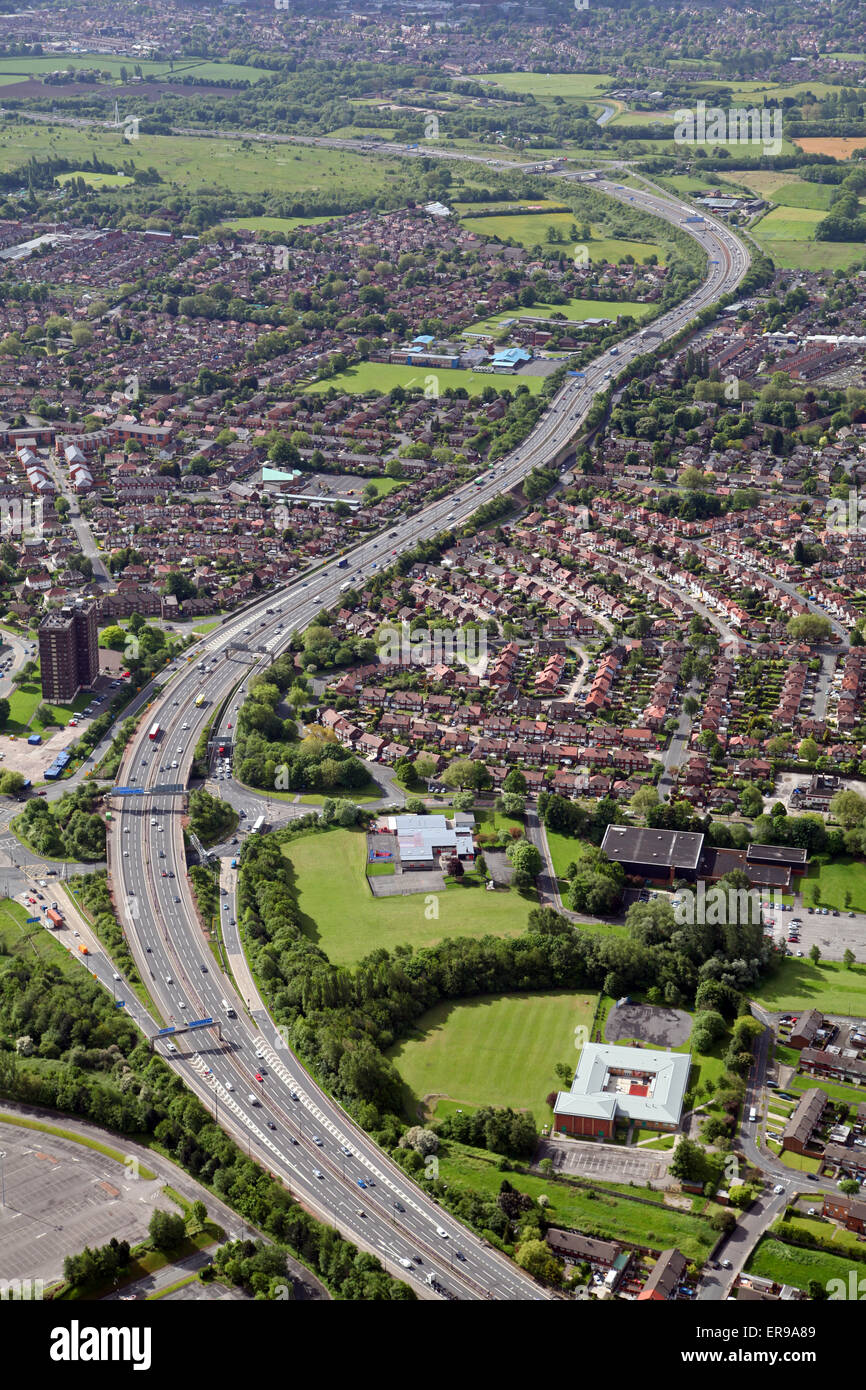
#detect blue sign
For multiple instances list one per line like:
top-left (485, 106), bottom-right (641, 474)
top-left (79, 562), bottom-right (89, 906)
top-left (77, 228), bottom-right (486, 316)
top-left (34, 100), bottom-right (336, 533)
top-left (26, 916), bottom-right (40, 923)
top-left (568, 371), bottom-right (586, 377)
top-left (188, 1017), bottom-right (214, 1030)
top-left (157, 1025), bottom-right (176, 1036)
top-left (113, 787), bottom-right (145, 796)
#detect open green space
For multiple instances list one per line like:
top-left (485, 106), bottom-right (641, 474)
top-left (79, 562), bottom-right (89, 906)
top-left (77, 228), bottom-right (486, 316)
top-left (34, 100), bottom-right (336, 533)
top-left (360, 475), bottom-right (410, 498)
top-left (0, 896), bottom-right (80, 979)
top-left (0, 54), bottom-right (268, 83)
top-left (461, 210), bottom-right (666, 265)
top-left (479, 72), bottom-right (614, 100)
top-left (745, 1235), bottom-right (857, 1292)
top-left (5, 677), bottom-right (91, 735)
top-left (751, 959), bottom-right (866, 1015)
top-left (468, 297), bottom-right (654, 335)
top-left (56, 170), bottom-right (133, 189)
top-left (389, 989), bottom-right (597, 1118)
top-left (803, 857), bottom-right (866, 912)
top-left (790, 1074), bottom-right (866, 1111)
top-left (0, 122), bottom-right (402, 200)
top-left (439, 1143), bottom-right (717, 1261)
top-left (544, 831), bottom-right (593, 880)
top-left (283, 827), bottom-right (535, 966)
top-left (222, 214), bottom-right (337, 234)
top-left (777, 1148), bottom-right (822, 1172)
top-left (752, 205), bottom-right (826, 240)
top-left (474, 806), bottom-right (525, 837)
top-left (305, 360), bottom-right (544, 397)
top-left (769, 181), bottom-right (837, 211)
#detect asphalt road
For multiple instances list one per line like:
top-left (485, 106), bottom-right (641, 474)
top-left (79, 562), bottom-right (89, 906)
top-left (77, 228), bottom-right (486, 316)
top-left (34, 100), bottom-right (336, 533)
top-left (100, 173), bottom-right (749, 1301)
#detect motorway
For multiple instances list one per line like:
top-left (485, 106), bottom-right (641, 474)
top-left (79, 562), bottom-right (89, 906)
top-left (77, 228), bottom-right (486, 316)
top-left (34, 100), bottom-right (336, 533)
top-left (105, 175), bottom-right (750, 1301)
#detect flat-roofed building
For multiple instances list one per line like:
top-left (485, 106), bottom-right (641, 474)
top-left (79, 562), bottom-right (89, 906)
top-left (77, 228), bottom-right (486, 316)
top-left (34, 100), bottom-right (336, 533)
top-left (601, 824), bottom-right (704, 884)
top-left (553, 1043), bottom-right (691, 1139)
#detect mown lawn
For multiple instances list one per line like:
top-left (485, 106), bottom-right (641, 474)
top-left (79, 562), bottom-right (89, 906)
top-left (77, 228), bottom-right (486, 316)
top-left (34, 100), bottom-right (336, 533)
top-left (803, 857), bottom-right (866, 912)
top-left (0, 897), bottom-right (79, 978)
top-left (438, 1144), bottom-right (717, 1262)
top-left (746, 1236), bottom-right (857, 1292)
top-left (283, 827), bottom-right (536, 966)
top-left (751, 959), bottom-right (866, 1014)
top-left (468, 297), bottom-right (654, 333)
top-left (305, 361), bottom-right (545, 397)
top-left (461, 211), bottom-right (666, 265)
top-left (389, 989), bottom-right (597, 1118)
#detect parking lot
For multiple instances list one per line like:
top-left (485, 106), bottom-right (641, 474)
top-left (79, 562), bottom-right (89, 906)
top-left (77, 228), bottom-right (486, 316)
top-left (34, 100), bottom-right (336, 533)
top-left (0, 1119), bottom-right (166, 1286)
top-left (537, 1134), bottom-right (674, 1186)
top-left (763, 899), bottom-right (866, 961)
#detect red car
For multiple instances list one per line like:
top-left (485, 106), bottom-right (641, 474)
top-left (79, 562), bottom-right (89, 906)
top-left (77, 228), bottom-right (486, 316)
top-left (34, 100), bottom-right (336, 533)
top-left (255, 1072), bottom-right (263, 1083)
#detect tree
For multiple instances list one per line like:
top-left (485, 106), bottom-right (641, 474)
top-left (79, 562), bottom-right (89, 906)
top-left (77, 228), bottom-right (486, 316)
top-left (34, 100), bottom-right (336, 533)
top-left (630, 785), bottom-right (659, 818)
top-left (669, 1136), bottom-right (705, 1183)
top-left (809, 943), bottom-right (821, 964)
top-left (515, 1238), bottom-right (561, 1285)
top-left (505, 838), bottom-right (542, 884)
top-left (843, 948), bottom-right (856, 969)
top-left (0, 697), bottom-right (9, 728)
top-left (148, 1208), bottom-right (185, 1253)
top-left (798, 737), bottom-right (820, 764)
top-left (787, 614), bottom-right (832, 644)
top-left (830, 789), bottom-right (866, 828)
top-left (100, 624), bottom-right (127, 652)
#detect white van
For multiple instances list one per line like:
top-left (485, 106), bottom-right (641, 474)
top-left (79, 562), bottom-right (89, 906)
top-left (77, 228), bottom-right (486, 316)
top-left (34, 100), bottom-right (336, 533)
top-left (221, 997), bottom-right (236, 1018)
top-left (248, 1093), bottom-right (260, 1106)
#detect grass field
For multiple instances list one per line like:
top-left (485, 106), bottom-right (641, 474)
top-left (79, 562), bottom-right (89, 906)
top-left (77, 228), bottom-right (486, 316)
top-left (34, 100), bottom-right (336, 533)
top-left (461, 210), bottom-right (666, 265)
top-left (750, 204), bottom-right (865, 270)
top-left (479, 72), bottom-right (613, 100)
top-left (0, 122), bottom-right (401, 200)
top-left (751, 959), bottom-right (866, 1015)
top-left (468, 297), bottom-right (654, 334)
top-left (360, 475), bottom-right (410, 498)
top-left (803, 857), bottom-right (866, 912)
top-left (5, 678), bottom-right (90, 735)
top-left (544, 831), bottom-right (592, 880)
top-left (0, 896), bottom-right (79, 978)
top-left (222, 215), bottom-right (337, 234)
top-left (768, 181), bottom-right (837, 211)
top-left (390, 989), bottom-right (597, 1118)
top-left (56, 170), bottom-right (134, 189)
top-left (0, 54), bottom-right (268, 83)
top-left (752, 205), bottom-right (826, 239)
top-left (439, 1144), bottom-right (717, 1261)
top-left (283, 827), bottom-right (535, 965)
top-left (304, 360), bottom-right (544, 397)
top-left (746, 1235), bottom-right (856, 1292)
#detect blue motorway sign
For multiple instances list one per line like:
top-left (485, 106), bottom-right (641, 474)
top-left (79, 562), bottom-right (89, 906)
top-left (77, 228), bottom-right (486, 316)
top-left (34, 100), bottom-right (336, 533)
top-left (188, 1018), bottom-right (214, 1030)
top-left (26, 916), bottom-right (40, 923)
top-left (112, 787), bottom-right (145, 796)
top-left (157, 1025), bottom-right (176, 1036)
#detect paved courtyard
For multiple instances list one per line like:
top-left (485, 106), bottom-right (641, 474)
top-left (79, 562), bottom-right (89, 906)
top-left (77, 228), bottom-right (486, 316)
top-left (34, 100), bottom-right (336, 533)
top-left (605, 1002), bottom-right (692, 1047)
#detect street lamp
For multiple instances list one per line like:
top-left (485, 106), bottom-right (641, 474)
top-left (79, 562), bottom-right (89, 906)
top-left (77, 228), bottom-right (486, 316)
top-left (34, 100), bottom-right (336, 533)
top-left (0, 1150), bottom-right (6, 1208)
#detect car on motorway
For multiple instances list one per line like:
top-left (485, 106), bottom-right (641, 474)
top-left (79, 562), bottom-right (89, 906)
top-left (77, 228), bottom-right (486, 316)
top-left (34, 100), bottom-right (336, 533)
top-left (436, 1226), bottom-right (449, 1239)
top-left (341, 1145), bottom-right (352, 1156)
top-left (224, 1081), bottom-right (233, 1091)
top-left (267, 1121), bottom-right (277, 1131)
top-left (398, 1258), bottom-right (413, 1270)
top-left (166, 1043), bottom-right (177, 1054)
top-left (773, 1184), bottom-right (785, 1194)
top-left (313, 1135), bottom-right (324, 1146)
top-left (312, 1168), bottom-right (324, 1179)
top-left (357, 1178), bottom-right (367, 1189)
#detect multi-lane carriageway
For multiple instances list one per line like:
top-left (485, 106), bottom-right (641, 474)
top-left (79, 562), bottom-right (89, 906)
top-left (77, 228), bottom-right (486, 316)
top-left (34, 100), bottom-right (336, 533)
top-left (108, 178), bottom-right (749, 1301)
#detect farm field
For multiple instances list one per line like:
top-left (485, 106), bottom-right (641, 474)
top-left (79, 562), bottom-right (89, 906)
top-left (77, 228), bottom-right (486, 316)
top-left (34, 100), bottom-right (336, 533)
top-left (746, 1236), bottom-right (856, 1292)
top-left (0, 123), bottom-right (402, 199)
top-left (439, 1144), bottom-right (717, 1261)
top-left (751, 959), bottom-right (866, 1014)
top-left (389, 989), bottom-right (597, 1118)
top-left (305, 361), bottom-right (544, 396)
top-left (468, 298), bottom-right (654, 334)
top-left (751, 206), bottom-right (826, 240)
top-left (749, 204), bottom-right (865, 269)
top-left (793, 136), bottom-right (866, 160)
top-left (283, 827), bottom-right (535, 966)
